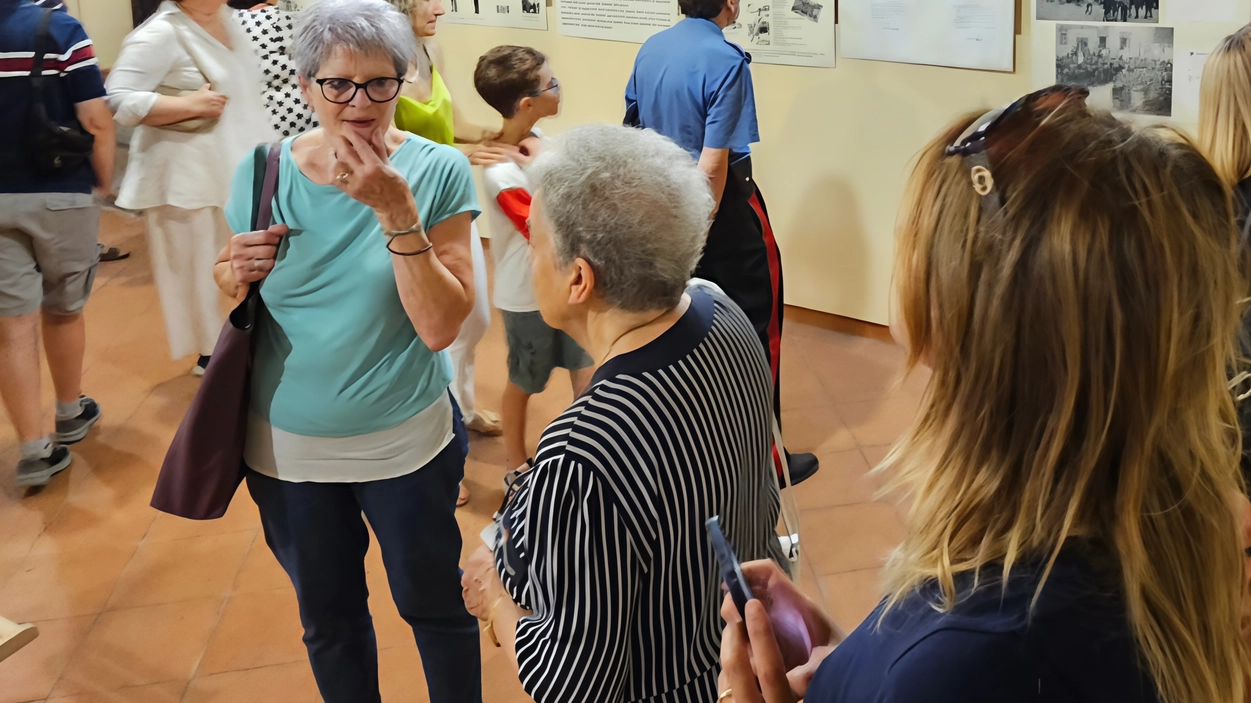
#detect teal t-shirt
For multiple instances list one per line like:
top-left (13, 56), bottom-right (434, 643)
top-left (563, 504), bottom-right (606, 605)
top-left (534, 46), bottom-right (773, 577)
top-left (225, 135), bottom-right (480, 438)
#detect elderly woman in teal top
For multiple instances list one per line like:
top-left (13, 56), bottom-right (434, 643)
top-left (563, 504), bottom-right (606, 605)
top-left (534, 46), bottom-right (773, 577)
top-left (211, 1), bottom-right (482, 701)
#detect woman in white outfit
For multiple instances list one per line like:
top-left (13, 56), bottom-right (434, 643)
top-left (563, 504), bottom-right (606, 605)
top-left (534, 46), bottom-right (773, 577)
top-left (106, 0), bottom-right (274, 373)
top-left (391, 0), bottom-right (522, 443)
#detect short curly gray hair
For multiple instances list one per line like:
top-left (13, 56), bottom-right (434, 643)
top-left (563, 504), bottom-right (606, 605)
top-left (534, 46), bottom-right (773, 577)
top-left (529, 125), bottom-right (714, 312)
top-left (293, 0), bottom-right (418, 80)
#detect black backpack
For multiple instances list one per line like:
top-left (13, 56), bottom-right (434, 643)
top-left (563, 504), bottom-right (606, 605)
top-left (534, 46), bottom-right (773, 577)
top-left (24, 8), bottom-right (94, 179)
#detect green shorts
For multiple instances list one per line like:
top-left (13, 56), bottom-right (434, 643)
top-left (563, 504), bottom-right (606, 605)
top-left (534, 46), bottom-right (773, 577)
top-left (502, 310), bottom-right (593, 395)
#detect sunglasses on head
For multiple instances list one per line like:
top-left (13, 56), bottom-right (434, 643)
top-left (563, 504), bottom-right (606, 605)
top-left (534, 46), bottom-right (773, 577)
top-left (945, 84), bottom-right (1089, 211)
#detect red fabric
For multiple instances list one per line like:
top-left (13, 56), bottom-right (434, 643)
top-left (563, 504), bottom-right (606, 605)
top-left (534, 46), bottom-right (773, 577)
top-left (749, 189), bottom-right (787, 482)
top-left (748, 191), bottom-right (783, 388)
top-left (497, 188), bottom-right (533, 241)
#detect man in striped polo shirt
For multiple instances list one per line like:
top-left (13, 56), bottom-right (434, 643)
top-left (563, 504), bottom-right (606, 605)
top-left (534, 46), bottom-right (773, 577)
top-left (0, 0), bottom-right (113, 488)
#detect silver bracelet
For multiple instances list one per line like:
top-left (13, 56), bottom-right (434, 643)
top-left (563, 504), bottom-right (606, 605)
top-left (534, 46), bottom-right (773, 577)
top-left (383, 221), bottom-right (425, 239)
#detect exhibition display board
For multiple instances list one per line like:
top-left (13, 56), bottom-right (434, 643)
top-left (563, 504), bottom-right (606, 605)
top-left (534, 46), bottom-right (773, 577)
top-left (840, 0), bottom-right (1016, 72)
top-left (1031, 0), bottom-right (1251, 125)
top-left (65, 0), bottom-right (1251, 324)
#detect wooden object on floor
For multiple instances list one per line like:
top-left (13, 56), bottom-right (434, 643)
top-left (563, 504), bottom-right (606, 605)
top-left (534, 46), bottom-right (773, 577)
top-left (0, 617), bottom-right (39, 663)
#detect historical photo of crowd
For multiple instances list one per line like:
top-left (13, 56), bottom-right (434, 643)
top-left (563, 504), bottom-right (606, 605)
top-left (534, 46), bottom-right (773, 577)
top-left (1037, 0), bottom-right (1158, 24)
top-left (1056, 25), bottom-right (1173, 116)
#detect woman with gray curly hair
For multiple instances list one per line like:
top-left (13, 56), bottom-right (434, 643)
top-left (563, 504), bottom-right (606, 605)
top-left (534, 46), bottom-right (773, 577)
top-left (461, 124), bottom-right (786, 703)
top-left (212, 0), bottom-right (481, 700)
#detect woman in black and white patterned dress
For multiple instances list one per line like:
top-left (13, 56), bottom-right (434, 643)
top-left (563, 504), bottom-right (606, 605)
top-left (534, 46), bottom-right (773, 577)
top-left (229, 0), bottom-right (318, 138)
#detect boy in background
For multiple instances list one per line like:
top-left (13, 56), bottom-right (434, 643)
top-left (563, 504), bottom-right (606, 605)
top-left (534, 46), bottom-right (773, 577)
top-left (474, 46), bottom-right (593, 476)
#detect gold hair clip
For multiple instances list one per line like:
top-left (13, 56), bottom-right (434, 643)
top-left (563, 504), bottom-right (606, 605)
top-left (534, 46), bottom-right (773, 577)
top-left (970, 165), bottom-right (994, 196)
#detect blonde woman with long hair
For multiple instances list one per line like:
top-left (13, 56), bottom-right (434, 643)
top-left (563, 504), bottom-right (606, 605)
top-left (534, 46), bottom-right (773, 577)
top-left (716, 87), bottom-right (1251, 703)
top-left (1199, 24), bottom-right (1251, 490)
top-left (1200, 25), bottom-right (1251, 199)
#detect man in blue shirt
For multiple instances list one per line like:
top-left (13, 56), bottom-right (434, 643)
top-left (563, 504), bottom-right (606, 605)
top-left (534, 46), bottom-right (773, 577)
top-left (625, 0), bottom-right (819, 484)
top-left (0, 0), bottom-right (114, 488)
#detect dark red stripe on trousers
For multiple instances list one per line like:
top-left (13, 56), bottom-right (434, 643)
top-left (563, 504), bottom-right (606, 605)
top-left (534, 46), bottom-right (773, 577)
top-left (749, 189), bottom-right (787, 482)
top-left (748, 190), bottom-right (783, 388)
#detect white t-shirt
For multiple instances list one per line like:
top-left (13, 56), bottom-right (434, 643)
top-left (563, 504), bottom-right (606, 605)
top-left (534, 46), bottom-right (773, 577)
top-left (482, 137), bottom-right (542, 313)
top-left (244, 392), bottom-right (454, 483)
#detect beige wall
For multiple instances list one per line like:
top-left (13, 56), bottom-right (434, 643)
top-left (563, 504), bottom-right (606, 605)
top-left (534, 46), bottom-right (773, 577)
top-left (71, 0), bottom-right (133, 69)
top-left (415, 17), bottom-right (1035, 324)
top-left (75, 0), bottom-right (1043, 323)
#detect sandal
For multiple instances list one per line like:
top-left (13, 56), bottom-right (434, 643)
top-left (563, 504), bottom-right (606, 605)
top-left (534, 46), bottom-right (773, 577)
top-left (99, 246), bottom-right (130, 262)
top-left (466, 409), bottom-right (503, 437)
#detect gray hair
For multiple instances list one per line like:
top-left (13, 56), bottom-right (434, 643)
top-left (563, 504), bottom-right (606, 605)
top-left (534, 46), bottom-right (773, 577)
top-left (529, 125), bottom-right (714, 312)
top-left (293, 0), bottom-right (418, 80)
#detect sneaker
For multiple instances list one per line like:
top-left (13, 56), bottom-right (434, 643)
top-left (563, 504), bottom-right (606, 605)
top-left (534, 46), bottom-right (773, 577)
top-left (786, 451), bottom-right (820, 486)
top-left (15, 445), bottom-right (72, 488)
top-left (192, 355), bottom-right (210, 377)
top-left (54, 396), bottom-right (101, 445)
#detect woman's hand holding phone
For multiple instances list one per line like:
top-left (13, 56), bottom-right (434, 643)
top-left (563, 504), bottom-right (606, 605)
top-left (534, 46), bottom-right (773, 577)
top-left (717, 560), bottom-right (843, 703)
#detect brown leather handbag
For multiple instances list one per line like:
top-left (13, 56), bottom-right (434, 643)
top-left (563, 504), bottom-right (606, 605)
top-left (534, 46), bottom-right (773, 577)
top-left (150, 142), bottom-right (279, 520)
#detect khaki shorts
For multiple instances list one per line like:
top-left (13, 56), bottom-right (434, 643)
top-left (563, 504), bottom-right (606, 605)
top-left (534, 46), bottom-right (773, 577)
top-left (0, 192), bottom-right (100, 317)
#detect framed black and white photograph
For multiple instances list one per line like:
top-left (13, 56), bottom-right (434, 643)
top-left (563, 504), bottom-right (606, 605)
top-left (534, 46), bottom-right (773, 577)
top-left (1037, 0), bottom-right (1158, 24)
top-left (1056, 24), bottom-right (1173, 116)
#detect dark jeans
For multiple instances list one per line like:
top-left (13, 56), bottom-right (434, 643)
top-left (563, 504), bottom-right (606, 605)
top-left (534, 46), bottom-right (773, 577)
top-left (246, 410), bottom-right (481, 703)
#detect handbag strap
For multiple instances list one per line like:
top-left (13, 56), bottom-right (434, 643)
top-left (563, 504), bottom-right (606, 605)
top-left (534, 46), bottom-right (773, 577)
top-left (237, 141), bottom-right (281, 312)
top-left (257, 142), bottom-right (281, 230)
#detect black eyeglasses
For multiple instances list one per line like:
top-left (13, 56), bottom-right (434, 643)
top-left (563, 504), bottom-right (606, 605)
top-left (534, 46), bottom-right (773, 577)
top-left (315, 76), bottom-right (405, 105)
top-left (527, 77), bottom-right (560, 99)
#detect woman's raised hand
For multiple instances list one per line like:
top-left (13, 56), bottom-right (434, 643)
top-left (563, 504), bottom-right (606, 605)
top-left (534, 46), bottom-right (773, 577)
top-left (230, 224), bottom-right (288, 285)
top-left (331, 131), bottom-right (420, 232)
top-left (717, 560), bottom-right (843, 703)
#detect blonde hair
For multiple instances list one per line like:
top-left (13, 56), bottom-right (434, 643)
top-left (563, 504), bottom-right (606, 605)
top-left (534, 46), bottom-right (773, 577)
top-left (885, 96), bottom-right (1250, 703)
top-left (1199, 24), bottom-right (1251, 186)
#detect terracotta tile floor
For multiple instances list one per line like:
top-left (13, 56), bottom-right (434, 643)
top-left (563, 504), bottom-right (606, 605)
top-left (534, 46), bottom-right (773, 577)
top-left (0, 210), bottom-right (927, 702)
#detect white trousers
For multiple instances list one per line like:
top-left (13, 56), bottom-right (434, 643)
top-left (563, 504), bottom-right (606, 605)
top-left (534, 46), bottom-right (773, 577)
top-left (145, 206), bottom-right (230, 360)
top-left (447, 225), bottom-right (490, 422)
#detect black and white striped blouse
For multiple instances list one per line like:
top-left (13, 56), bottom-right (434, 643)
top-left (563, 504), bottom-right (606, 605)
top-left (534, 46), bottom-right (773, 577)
top-left (495, 282), bottom-right (785, 703)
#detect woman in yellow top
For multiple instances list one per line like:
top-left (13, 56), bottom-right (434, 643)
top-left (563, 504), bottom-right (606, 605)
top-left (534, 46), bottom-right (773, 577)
top-left (392, 0), bottom-right (520, 507)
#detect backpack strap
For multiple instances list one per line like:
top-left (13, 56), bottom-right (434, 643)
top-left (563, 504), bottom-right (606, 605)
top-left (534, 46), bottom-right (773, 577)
top-left (28, 10), bottom-right (54, 108)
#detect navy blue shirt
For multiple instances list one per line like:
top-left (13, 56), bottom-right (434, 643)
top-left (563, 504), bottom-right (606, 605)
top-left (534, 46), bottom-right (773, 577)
top-left (625, 17), bottom-right (760, 162)
top-left (0, 0), bottom-right (106, 194)
top-left (807, 545), bottom-right (1159, 703)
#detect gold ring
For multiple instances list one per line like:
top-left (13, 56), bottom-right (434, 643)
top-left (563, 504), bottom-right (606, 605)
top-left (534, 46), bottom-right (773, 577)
top-left (335, 172), bottom-right (350, 183)
top-left (718, 690), bottom-right (733, 701)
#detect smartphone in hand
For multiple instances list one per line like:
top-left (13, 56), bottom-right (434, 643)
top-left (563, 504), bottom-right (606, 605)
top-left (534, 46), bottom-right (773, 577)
top-left (706, 515), bottom-right (755, 618)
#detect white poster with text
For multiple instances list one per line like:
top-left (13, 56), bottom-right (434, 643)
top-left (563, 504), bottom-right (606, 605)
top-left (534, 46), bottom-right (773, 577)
top-left (556, 0), bottom-right (678, 43)
top-left (442, 0), bottom-right (549, 31)
top-left (723, 0), bottom-right (837, 67)
top-left (841, 0), bottom-right (1016, 72)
